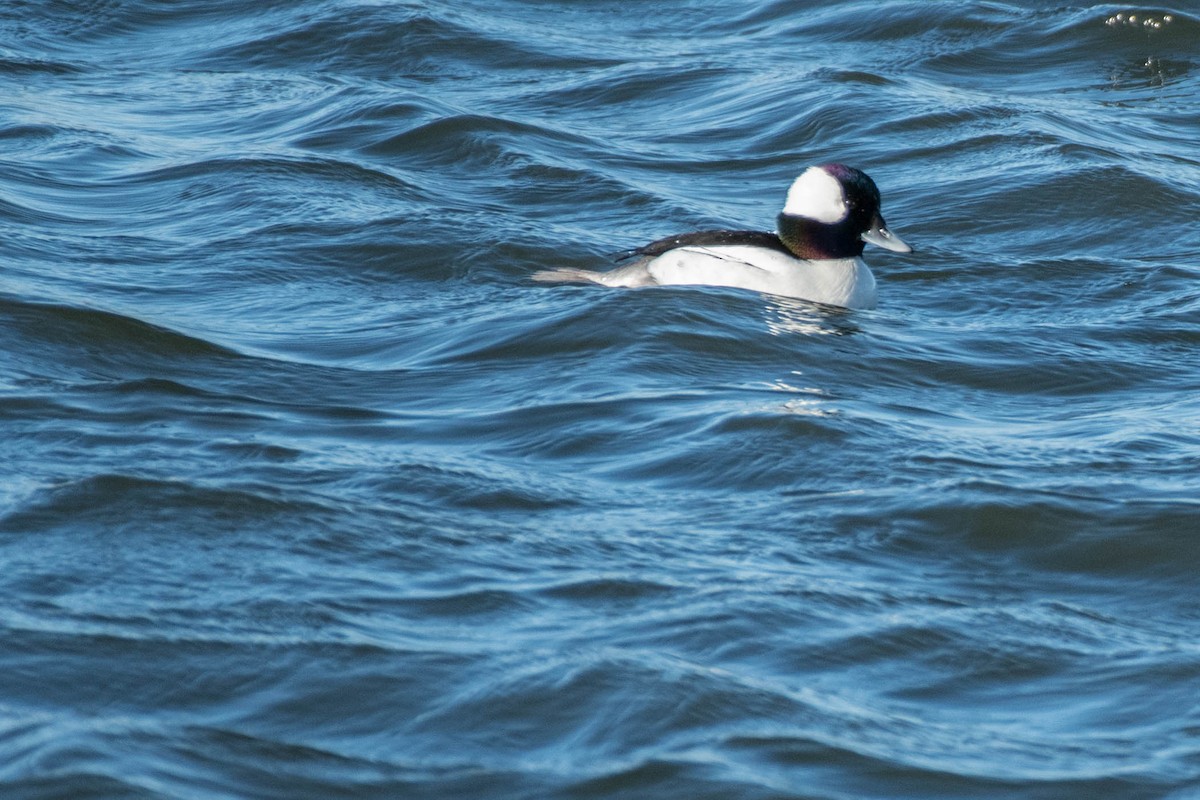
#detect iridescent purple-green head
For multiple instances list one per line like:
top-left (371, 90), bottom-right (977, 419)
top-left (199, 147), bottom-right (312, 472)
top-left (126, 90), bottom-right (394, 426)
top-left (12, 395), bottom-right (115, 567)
top-left (777, 164), bottom-right (911, 260)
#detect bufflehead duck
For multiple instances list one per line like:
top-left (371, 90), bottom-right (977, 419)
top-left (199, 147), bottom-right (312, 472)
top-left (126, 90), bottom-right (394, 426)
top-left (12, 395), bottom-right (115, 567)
top-left (532, 164), bottom-right (911, 309)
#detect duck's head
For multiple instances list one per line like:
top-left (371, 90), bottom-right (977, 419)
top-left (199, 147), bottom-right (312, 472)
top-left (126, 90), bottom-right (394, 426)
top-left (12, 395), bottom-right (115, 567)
top-left (777, 164), bottom-right (912, 260)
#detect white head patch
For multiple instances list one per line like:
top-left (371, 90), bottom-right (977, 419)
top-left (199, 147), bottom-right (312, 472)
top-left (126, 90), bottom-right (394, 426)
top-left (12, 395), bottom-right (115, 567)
top-left (782, 166), bottom-right (848, 223)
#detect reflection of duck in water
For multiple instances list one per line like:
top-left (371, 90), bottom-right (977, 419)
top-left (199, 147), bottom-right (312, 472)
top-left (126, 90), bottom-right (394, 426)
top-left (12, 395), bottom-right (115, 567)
top-left (763, 295), bottom-right (861, 338)
top-left (534, 164), bottom-right (911, 310)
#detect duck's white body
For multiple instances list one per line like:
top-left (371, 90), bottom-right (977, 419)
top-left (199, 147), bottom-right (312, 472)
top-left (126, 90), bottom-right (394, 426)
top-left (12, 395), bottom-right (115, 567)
top-left (596, 245), bottom-right (877, 309)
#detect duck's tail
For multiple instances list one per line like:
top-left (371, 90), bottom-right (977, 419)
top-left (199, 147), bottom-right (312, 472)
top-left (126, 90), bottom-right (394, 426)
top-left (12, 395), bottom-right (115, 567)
top-left (530, 267), bottom-right (607, 285)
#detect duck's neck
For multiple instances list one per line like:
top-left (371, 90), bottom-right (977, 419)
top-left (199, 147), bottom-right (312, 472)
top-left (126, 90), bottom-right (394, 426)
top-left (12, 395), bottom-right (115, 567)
top-left (777, 213), bottom-right (866, 260)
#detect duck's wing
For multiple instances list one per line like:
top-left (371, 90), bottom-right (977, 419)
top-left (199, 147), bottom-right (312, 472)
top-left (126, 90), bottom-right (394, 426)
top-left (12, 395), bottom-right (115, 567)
top-left (614, 230), bottom-right (789, 262)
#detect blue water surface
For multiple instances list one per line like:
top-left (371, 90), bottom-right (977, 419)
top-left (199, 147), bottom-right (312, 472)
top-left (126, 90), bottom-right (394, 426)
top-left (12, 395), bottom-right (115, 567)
top-left (1, 2), bottom-right (1199, 798)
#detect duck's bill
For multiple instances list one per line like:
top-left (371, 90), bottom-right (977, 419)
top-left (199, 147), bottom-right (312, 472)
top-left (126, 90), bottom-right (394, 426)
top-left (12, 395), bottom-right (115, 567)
top-left (861, 217), bottom-right (912, 253)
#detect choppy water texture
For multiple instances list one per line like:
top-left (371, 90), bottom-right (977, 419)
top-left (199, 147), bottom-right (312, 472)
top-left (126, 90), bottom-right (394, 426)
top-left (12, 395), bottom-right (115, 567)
top-left (2, 1), bottom-right (1200, 798)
